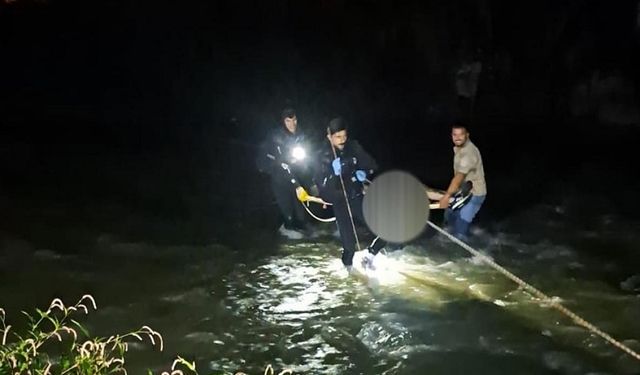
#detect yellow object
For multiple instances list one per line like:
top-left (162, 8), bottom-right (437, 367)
top-left (296, 187), bottom-right (309, 202)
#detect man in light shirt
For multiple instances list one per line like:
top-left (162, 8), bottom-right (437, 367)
top-left (438, 122), bottom-right (487, 241)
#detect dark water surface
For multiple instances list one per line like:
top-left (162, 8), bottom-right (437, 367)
top-left (2, 123), bottom-right (640, 374)
top-left (2, 197), bottom-right (640, 374)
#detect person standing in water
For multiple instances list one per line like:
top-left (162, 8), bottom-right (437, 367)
top-left (313, 117), bottom-right (386, 270)
top-left (256, 108), bottom-right (313, 239)
top-left (439, 122), bottom-right (487, 241)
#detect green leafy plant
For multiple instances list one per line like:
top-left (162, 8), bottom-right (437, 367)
top-left (0, 295), bottom-right (163, 374)
top-left (1, 296), bottom-right (294, 375)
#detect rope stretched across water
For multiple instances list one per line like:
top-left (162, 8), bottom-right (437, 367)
top-left (427, 220), bottom-right (640, 362)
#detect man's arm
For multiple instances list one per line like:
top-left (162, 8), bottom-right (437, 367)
top-left (439, 150), bottom-right (478, 208)
top-left (426, 187), bottom-right (445, 201)
top-left (439, 172), bottom-right (466, 208)
top-left (257, 132), bottom-right (296, 182)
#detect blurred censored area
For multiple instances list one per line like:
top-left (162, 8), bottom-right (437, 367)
top-left (363, 170), bottom-right (429, 243)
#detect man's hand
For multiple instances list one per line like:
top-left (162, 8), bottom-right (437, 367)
top-left (331, 158), bottom-right (342, 175)
top-left (438, 194), bottom-right (450, 209)
top-left (440, 172), bottom-right (466, 208)
top-left (296, 186), bottom-right (309, 202)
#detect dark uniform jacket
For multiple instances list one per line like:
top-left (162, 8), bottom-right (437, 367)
top-left (313, 140), bottom-right (377, 204)
top-left (256, 127), bottom-right (312, 188)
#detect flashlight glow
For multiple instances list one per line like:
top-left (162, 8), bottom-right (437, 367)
top-left (291, 146), bottom-right (306, 161)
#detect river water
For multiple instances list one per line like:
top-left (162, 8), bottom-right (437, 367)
top-left (2, 196), bottom-right (640, 375)
top-left (2, 123), bottom-right (640, 374)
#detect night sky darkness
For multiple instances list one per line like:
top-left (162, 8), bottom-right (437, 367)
top-left (2, 0), bottom-right (640, 249)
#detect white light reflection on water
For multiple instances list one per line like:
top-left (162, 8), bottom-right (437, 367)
top-left (3, 201), bottom-right (640, 374)
top-left (218, 236), bottom-right (640, 374)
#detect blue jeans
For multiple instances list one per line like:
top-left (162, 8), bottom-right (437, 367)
top-left (445, 195), bottom-right (486, 241)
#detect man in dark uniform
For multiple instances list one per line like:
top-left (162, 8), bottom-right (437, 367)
top-left (256, 108), bottom-right (313, 239)
top-left (313, 117), bottom-right (386, 270)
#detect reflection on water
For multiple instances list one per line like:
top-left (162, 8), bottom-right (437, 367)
top-left (1, 214), bottom-right (640, 374)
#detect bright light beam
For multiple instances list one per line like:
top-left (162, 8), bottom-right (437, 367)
top-left (291, 146), bottom-right (306, 162)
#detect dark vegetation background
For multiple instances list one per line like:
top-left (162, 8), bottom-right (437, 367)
top-left (1, 0), bottom-right (639, 254)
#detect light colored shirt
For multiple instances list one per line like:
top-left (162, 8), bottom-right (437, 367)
top-left (454, 139), bottom-right (486, 196)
